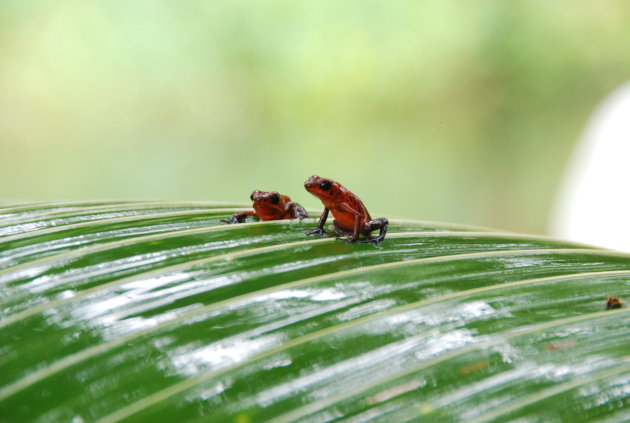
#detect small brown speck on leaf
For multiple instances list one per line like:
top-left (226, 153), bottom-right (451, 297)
top-left (546, 340), bottom-right (577, 351)
top-left (459, 360), bottom-right (489, 375)
top-left (606, 296), bottom-right (626, 309)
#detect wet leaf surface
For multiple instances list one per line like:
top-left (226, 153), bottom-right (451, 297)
top-left (1, 202), bottom-right (630, 422)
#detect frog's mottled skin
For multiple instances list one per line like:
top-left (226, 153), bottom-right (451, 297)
top-left (222, 190), bottom-right (307, 224)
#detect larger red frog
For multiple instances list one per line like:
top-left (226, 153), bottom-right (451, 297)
top-left (304, 175), bottom-right (388, 243)
top-left (222, 190), bottom-right (308, 224)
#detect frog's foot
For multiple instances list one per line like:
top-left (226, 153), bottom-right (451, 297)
top-left (306, 227), bottom-right (327, 237)
top-left (221, 215), bottom-right (244, 224)
top-left (348, 237), bottom-right (374, 244)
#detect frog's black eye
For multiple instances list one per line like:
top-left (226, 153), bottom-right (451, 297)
top-left (271, 193), bottom-right (280, 204)
top-left (250, 192), bottom-right (255, 201)
top-left (319, 180), bottom-right (332, 191)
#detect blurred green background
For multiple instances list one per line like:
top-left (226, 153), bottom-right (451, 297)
top-left (1, 1), bottom-right (629, 234)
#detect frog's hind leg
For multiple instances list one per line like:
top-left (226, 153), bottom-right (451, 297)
top-left (288, 202), bottom-right (309, 219)
top-left (359, 218), bottom-right (388, 243)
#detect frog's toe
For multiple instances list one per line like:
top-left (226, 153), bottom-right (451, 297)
top-left (372, 234), bottom-right (386, 244)
top-left (352, 235), bottom-right (385, 244)
top-left (306, 227), bottom-right (326, 237)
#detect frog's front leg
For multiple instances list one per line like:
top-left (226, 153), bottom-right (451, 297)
top-left (342, 213), bottom-right (362, 243)
top-left (221, 211), bottom-right (256, 224)
top-left (306, 207), bottom-right (329, 236)
top-left (287, 202), bottom-right (308, 219)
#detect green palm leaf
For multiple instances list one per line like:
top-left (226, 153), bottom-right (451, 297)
top-left (1, 202), bottom-right (629, 422)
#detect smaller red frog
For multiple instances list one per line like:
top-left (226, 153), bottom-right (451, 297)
top-left (222, 190), bottom-right (308, 224)
top-left (304, 175), bottom-right (388, 243)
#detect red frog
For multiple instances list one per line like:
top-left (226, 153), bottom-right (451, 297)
top-left (304, 175), bottom-right (388, 243)
top-left (222, 190), bottom-right (308, 224)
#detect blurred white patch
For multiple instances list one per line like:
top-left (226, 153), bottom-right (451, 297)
top-left (336, 299), bottom-right (397, 322)
top-left (417, 329), bottom-right (477, 359)
top-left (459, 300), bottom-right (497, 319)
top-left (262, 355), bottom-right (293, 370)
top-left (255, 287), bottom-right (346, 302)
top-left (311, 289), bottom-right (346, 301)
top-left (551, 82), bottom-right (630, 252)
top-left (374, 300), bottom-right (498, 335)
top-left (499, 257), bottom-right (547, 269)
top-left (0, 264), bottom-right (51, 284)
top-left (168, 334), bottom-right (284, 377)
top-left (197, 380), bottom-right (228, 401)
top-left (59, 290), bottom-right (76, 299)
